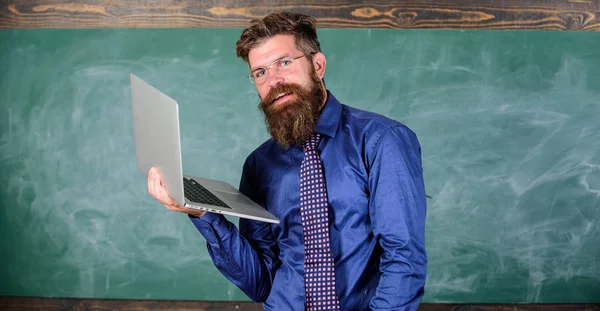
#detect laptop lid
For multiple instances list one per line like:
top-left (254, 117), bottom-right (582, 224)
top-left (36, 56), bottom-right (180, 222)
top-left (130, 73), bottom-right (185, 206)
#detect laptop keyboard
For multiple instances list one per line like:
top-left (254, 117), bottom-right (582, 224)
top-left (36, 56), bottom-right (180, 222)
top-left (183, 177), bottom-right (231, 209)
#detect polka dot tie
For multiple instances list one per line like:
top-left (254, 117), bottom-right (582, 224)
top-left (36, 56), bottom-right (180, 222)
top-left (299, 133), bottom-right (340, 310)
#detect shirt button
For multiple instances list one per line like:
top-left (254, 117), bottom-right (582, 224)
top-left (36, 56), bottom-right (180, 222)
top-left (213, 219), bottom-right (220, 226)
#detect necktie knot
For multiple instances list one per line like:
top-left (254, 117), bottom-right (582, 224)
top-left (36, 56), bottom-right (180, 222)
top-left (303, 133), bottom-right (321, 153)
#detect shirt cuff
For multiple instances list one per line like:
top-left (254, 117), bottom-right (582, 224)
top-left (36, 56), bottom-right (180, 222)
top-left (189, 212), bottom-right (233, 245)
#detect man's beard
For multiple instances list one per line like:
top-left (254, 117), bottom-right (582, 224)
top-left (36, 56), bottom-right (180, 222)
top-left (258, 70), bottom-right (325, 149)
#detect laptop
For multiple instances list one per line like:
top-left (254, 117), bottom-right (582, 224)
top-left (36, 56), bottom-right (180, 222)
top-left (129, 73), bottom-right (279, 224)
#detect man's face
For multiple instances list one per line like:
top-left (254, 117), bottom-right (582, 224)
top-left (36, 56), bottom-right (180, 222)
top-left (247, 34), bottom-right (326, 149)
top-left (248, 34), bottom-right (319, 102)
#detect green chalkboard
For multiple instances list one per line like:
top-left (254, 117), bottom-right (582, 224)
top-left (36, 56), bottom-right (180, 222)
top-left (1, 28), bottom-right (599, 303)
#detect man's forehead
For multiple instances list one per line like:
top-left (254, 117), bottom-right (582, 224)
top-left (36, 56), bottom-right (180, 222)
top-left (248, 34), bottom-right (299, 68)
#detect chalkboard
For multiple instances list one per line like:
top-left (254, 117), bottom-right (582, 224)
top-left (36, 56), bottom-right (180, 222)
top-left (0, 28), bottom-right (599, 303)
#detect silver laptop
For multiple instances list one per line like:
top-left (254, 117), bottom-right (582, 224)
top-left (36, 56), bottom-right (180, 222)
top-left (129, 73), bottom-right (279, 224)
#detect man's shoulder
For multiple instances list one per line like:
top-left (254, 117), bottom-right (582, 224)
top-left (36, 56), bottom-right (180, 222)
top-left (340, 102), bottom-right (411, 134)
top-left (338, 102), bottom-right (420, 159)
top-left (244, 138), bottom-right (280, 163)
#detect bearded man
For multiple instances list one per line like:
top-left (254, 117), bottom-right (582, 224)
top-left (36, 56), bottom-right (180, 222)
top-left (148, 12), bottom-right (427, 311)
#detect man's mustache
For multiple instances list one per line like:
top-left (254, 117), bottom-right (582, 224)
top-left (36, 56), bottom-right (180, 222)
top-left (263, 83), bottom-right (303, 106)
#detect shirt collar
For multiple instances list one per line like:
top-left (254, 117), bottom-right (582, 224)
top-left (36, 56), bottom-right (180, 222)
top-left (315, 90), bottom-right (342, 138)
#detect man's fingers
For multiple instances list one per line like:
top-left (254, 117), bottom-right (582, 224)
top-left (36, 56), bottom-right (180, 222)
top-left (148, 167), bottom-right (159, 195)
top-left (147, 168), bottom-right (154, 194)
top-left (147, 167), bottom-right (198, 215)
top-left (153, 171), bottom-right (164, 200)
top-left (148, 168), bottom-right (169, 203)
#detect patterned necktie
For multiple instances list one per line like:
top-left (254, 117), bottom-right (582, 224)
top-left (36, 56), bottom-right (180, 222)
top-left (299, 133), bottom-right (341, 310)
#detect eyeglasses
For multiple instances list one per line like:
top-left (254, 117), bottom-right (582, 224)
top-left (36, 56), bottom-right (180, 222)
top-left (247, 54), bottom-right (306, 85)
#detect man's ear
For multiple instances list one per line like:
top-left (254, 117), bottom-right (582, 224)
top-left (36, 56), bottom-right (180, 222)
top-left (312, 52), bottom-right (326, 79)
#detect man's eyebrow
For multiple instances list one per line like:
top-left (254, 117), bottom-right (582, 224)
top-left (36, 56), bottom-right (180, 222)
top-left (250, 54), bottom-right (292, 72)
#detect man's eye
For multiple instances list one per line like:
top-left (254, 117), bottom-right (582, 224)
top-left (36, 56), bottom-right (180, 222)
top-left (254, 70), bottom-right (266, 78)
top-left (280, 60), bottom-right (292, 67)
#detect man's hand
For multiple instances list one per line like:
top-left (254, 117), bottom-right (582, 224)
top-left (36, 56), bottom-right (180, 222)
top-left (147, 167), bottom-right (206, 217)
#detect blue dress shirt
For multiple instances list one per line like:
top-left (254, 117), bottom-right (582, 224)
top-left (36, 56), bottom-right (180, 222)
top-left (190, 91), bottom-right (427, 310)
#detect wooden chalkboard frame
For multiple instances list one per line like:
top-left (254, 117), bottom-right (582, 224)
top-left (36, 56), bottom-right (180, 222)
top-left (1, 1), bottom-right (599, 310)
top-left (0, 297), bottom-right (599, 311)
top-left (0, 0), bottom-right (599, 30)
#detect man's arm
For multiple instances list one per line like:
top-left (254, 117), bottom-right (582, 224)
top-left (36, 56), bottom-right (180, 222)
top-left (367, 125), bottom-right (428, 311)
top-left (148, 159), bottom-right (278, 302)
top-left (189, 211), bottom-right (277, 302)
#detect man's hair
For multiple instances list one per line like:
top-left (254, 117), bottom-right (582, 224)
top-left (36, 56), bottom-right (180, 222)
top-left (236, 12), bottom-right (322, 64)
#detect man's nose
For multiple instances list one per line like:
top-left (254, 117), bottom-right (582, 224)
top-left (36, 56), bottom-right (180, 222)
top-left (267, 70), bottom-right (284, 87)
